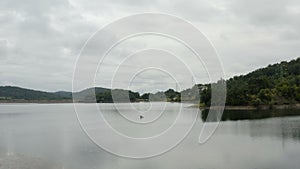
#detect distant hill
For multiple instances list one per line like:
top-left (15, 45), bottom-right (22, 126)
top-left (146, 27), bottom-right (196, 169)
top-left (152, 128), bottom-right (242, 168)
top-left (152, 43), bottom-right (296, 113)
top-left (0, 86), bottom-right (68, 100)
top-left (73, 87), bottom-right (110, 102)
top-left (0, 86), bottom-right (141, 103)
top-left (1, 57), bottom-right (300, 106)
top-left (0, 85), bottom-right (179, 103)
top-left (0, 86), bottom-right (111, 102)
top-left (54, 91), bottom-right (72, 99)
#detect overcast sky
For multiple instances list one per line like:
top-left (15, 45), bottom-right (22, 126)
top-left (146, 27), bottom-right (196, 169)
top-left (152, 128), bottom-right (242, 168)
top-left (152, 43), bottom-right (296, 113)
top-left (0, 0), bottom-right (300, 92)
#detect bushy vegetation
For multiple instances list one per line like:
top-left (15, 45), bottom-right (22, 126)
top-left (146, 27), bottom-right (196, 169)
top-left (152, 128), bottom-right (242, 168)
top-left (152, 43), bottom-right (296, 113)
top-left (96, 89), bottom-right (140, 103)
top-left (96, 88), bottom-right (181, 103)
top-left (200, 58), bottom-right (300, 106)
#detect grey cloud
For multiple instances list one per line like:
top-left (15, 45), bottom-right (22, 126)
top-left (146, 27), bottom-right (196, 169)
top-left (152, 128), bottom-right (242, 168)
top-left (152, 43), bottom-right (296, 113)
top-left (0, 39), bottom-right (8, 59)
top-left (0, 0), bottom-right (98, 91)
top-left (0, 0), bottom-right (300, 92)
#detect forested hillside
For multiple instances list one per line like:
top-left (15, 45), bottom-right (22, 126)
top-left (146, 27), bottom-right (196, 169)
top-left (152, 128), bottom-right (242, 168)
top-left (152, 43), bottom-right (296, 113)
top-left (0, 86), bottom-right (70, 100)
top-left (200, 58), bottom-right (300, 106)
top-left (1, 57), bottom-right (299, 105)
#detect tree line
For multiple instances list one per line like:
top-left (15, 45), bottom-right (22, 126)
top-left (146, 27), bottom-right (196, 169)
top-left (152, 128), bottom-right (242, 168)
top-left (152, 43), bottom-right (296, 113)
top-left (200, 58), bottom-right (300, 107)
top-left (2, 57), bottom-right (299, 106)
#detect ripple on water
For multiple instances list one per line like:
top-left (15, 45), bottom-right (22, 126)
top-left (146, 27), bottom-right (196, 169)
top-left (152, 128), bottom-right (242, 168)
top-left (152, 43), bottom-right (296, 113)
top-left (0, 154), bottom-right (57, 169)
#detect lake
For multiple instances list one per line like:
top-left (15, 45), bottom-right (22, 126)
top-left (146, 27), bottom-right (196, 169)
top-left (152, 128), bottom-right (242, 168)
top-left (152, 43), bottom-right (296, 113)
top-left (0, 103), bottom-right (300, 169)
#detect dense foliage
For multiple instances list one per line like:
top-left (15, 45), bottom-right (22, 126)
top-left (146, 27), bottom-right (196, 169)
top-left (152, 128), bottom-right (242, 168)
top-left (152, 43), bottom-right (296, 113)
top-left (96, 89), bottom-right (140, 103)
top-left (96, 88), bottom-right (181, 103)
top-left (200, 58), bottom-right (300, 106)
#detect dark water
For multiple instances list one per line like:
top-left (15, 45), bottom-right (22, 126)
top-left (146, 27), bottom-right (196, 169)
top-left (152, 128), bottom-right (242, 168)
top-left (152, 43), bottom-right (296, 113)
top-left (202, 109), bottom-right (300, 121)
top-left (0, 103), bottom-right (300, 169)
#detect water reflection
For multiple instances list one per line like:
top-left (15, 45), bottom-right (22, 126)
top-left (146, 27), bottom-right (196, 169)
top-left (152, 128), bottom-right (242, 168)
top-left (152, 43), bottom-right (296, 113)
top-left (201, 109), bottom-right (300, 121)
top-left (201, 109), bottom-right (300, 143)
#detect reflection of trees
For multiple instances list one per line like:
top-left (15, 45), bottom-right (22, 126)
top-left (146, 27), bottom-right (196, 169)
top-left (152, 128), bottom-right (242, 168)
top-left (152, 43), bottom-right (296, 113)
top-left (247, 117), bottom-right (300, 144)
top-left (201, 109), bottom-right (300, 142)
top-left (201, 109), bottom-right (300, 122)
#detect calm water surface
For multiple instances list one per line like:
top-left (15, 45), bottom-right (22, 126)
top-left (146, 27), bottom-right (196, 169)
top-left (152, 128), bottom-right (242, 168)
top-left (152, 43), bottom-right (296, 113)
top-left (0, 103), bottom-right (300, 169)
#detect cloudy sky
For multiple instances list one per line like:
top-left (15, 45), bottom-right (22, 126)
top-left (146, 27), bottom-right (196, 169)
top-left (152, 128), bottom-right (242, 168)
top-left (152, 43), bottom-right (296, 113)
top-left (0, 0), bottom-right (299, 92)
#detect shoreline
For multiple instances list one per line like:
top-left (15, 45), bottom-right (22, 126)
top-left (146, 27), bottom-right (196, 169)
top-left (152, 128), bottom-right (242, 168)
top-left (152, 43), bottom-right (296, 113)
top-left (1, 100), bottom-right (300, 110)
top-left (190, 104), bottom-right (300, 110)
top-left (0, 100), bottom-right (73, 104)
